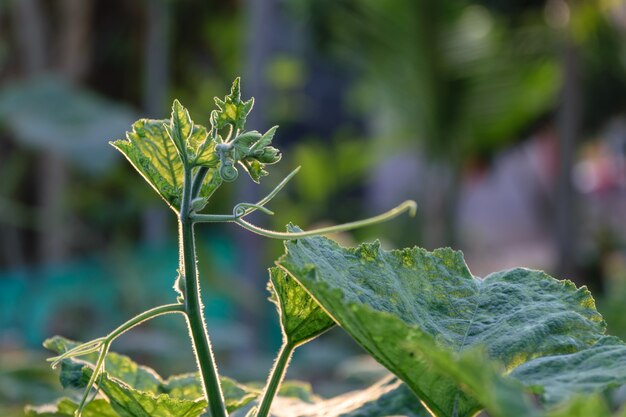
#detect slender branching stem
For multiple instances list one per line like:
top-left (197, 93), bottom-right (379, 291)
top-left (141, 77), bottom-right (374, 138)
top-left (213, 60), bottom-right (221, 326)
top-left (49, 304), bottom-right (184, 369)
top-left (256, 342), bottom-right (296, 417)
top-left (76, 342), bottom-right (110, 416)
top-left (106, 303), bottom-right (185, 341)
top-left (238, 166), bottom-right (300, 217)
top-left (233, 200), bottom-right (417, 240)
top-left (180, 167), bottom-right (228, 417)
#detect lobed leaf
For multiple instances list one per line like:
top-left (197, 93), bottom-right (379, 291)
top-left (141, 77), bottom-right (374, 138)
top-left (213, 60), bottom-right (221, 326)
top-left (276, 232), bottom-right (623, 417)
top-left (211, 78), bottom-right (254, 133)
top-left (268, 267), bottom-right (335, 346)
top-left (111, 109), bottom-right (221, 212)
top-left (111, 119), bottom-right (184, 211)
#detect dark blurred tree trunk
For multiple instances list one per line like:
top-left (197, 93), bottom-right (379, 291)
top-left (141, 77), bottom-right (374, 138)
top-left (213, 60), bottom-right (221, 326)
top-left (141, 0), bottom-right (170, 246)
top-left (240, 0), bottom-right (277, 351)
top-left (11, 0), bottom-right (55, 265)
top-left (555, 37), bottom-right (581, 278)
top-left (10, 0), bottom-right (95, 265)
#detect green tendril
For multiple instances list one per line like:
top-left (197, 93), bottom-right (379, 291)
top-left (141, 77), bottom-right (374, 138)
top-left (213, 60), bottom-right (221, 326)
top-left (234, 200), bottom-right (417, 240)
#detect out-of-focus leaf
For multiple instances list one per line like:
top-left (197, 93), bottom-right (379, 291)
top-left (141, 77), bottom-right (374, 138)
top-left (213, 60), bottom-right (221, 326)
top-left (231, 377), bottom-right (430, 417)
top-left (267, 267), bottom-right (334, 347)
top-left (0, 77), bottom-right (136, 174)
top-left (542, 395), bottom-right (613, 417)
top-left (45, 337), bottom-right (162, 392)
top-left (277, 232), bottom-right (620, 417)
top-left (42, 336), bottom-right (261, 416)
top-left (162, 373), bottom-right (259, 413)
top-left (25, 398), bottom-right (118, 417)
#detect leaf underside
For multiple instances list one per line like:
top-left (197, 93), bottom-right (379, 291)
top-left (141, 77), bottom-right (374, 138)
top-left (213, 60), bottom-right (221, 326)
top-left (276, 231), bottom-right (626, 417)
top-left (268, 267), bottom-right (335, 346)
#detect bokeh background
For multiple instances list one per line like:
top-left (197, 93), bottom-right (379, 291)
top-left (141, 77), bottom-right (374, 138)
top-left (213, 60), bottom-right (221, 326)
top-left (2, 0), bottom-right (626, 415)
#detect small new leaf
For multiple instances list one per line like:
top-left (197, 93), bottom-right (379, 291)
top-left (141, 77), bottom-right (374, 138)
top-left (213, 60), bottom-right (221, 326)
top-left (212, 78), bottom-right (254, 133)
top-left (167, 99), bottom-right (193, 160)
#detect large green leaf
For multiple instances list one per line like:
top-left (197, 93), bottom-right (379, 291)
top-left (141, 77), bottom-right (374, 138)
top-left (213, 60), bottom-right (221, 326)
top-left (268, 267), bottom-right (335, 346)
top-left (277, 233), bottom-right (613, 417)
top-left (511, 335), bottom-right (626, 405)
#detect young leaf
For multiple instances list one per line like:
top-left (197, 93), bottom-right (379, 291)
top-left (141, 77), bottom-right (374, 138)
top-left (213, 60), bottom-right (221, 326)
top-left (187, 124), bottom-right (219, 167)
top-left (111, 118), bottom-right (221, 212)
top-left (111, 119), bottom-right (184, 211)
top-left (268, 267), bottom-right (335, 347)
top-left (169, 100), bottom-right (193, 156)
top-left (277, 233), bottom-right (616, 417)
top-left (212, 78), bottom-right (254, 133)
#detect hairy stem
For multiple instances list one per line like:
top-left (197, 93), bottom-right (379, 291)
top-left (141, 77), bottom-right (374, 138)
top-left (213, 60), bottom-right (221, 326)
top-left (191, 166), bottom-right (209, 198)
top-left (255, 342), bottom-right (295, 417)
top-left (180, 168), bottom-right (227, 417)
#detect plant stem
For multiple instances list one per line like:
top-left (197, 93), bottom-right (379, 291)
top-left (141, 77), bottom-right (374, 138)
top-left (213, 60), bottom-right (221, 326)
top-left (76, 341), bottom-right (110, 416)
top-left (49, 304), bottom-right (184, 369)
top-left (106, 303), bottom-right (185, 341)
top-left (180, 168), bottom-right (227, 417)
top-left (256, 342), bottom-right (295, 417)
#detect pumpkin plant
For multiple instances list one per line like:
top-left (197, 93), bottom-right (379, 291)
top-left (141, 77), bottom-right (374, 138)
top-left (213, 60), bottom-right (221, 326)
top-left (27, 79), bottom-right (626, 417)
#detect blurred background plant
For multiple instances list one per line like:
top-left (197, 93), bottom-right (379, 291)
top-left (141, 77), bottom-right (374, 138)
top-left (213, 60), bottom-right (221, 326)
top-left (1, 0), bottom-right (626, 416)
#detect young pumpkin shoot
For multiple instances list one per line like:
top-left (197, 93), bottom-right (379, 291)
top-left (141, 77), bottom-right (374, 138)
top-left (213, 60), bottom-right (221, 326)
top-left (27, 79), bottom-right (626, 417)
